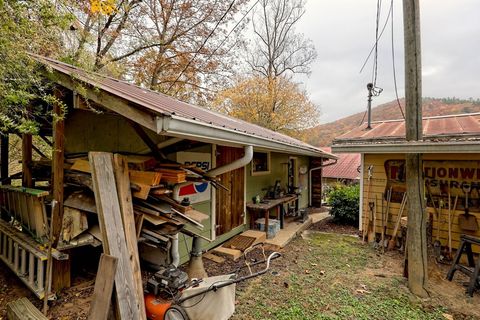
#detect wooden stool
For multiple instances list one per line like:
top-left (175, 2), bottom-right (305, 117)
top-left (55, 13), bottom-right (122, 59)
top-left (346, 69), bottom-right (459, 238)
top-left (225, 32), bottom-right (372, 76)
top-left (446, 234), bottom-right (480, 296)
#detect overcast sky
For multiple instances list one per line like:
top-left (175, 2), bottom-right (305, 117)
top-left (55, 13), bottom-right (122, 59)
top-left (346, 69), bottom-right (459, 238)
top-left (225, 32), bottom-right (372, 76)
top-left (294, 0), bottom-right (480, 123)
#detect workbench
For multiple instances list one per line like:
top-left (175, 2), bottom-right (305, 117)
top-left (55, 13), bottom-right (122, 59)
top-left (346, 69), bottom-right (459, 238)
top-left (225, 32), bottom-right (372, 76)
top-left (246, 195), bottom-right (298, 237)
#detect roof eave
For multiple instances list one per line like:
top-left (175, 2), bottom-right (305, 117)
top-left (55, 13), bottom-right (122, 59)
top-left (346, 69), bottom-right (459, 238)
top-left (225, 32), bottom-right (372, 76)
top-left (332, 140), bottom-right (480, 154)
top-left (159, 115), bottom-right (337, 159)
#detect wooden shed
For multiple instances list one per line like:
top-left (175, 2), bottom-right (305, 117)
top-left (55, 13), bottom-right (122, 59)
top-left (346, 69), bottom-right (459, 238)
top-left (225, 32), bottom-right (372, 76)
top-left (332, 113), bottom-right (480, 252)
top-left (0, 55), bottom-right (335, 300)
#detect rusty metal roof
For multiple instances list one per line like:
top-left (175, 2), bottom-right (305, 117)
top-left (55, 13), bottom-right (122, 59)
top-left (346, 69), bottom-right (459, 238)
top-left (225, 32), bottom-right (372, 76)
top-left (321, 147), bottom-right (360, 180)
top-left (335, 113), bottom-right (480, 143)
top-left (32, 54), bottom-right (334, 158)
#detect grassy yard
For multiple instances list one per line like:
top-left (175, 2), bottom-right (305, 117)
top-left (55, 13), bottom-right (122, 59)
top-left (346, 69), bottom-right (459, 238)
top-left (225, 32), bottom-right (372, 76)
top-left (232, 231), bottom-right (479, 320)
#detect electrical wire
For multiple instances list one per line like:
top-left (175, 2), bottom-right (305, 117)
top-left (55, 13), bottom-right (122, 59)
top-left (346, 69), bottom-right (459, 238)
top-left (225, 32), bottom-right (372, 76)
top-left (359, 0), bottom-right (393, 74)
top-left (207, 0), bottom-right (261, 61)
top-left (167, 0), bottom-right (237, 95)
top-left (390, 0), bottom-right (405, 119)
top-left (372, 0), bottom-right (382, 86)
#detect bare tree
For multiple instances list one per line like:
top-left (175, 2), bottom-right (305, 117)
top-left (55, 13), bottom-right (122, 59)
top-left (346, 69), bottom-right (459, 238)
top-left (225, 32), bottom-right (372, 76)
top-left (248, 0), bottom-right (317, 80)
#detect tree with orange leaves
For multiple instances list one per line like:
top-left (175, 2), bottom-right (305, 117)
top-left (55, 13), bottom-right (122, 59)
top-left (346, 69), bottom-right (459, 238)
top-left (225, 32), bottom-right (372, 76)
top-left (213, 75), bottom-right (319, 139)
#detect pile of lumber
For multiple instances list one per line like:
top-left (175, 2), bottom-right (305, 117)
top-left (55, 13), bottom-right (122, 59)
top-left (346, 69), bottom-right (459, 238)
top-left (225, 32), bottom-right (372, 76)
top-left (54, 154), bottom-right (209, 252)
top-left (156, 168), bottom-right (186, 184)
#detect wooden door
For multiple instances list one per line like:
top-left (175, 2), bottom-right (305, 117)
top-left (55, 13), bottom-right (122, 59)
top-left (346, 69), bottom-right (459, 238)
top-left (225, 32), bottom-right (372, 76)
top-left (215, 146), bottom-right (245, 236)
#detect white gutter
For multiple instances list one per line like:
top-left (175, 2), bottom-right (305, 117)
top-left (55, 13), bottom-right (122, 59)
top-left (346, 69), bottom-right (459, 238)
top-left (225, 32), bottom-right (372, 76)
top-left (205, 145), bottom-right (253, 177)
top-left (309, 159), bottom-right (338, 207)
top-left (157, 115), bottom-right (336, 159)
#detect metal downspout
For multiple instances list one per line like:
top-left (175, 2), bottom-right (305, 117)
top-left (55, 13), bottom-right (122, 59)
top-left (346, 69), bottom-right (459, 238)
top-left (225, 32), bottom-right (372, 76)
top-left (205, 145), bottom-right (254, 177)
top-left (309, 159), bottom-right (338, 207)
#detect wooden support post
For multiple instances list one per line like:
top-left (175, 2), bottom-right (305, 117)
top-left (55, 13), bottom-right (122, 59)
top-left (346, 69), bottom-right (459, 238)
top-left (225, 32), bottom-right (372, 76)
top-left (51, 92), bottom-right (65, 247)
top-left (22, 133), bottom-right (33, 188)
top-left (50, 89), bottom-right (70, 292)
top-left (1, 134), bottom-right (9, 184)
top-left (403, 0), bottom-right (428, 297)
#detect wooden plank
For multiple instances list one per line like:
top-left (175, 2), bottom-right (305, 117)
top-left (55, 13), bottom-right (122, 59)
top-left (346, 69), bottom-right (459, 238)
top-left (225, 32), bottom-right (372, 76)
top-left (88, 225), bottom-right (102, 242)
top-left (129, 170), bottom-right (162, 186)
top-left (7, 297), bottom-right (48, 320)
top-left (132, 183), bottom-right (151, 200)
top-left (212, 246), bottom-right (242, 261)
top-left (70, 159), bottom-right (91, 173)
top-left (125, 155), bottom-right (157, 171)
top-left (87, 254), bottom-right (118, 320)
top-left (203, 252), bottom-right (225, 264)
top-left (134, 213), bottom-right (144, 239)
top-left (61, 207), bottom-right (88, 242)
top-left (154, 195), bottom-right (192, 214)
top-left (240, 229), bottom-right (267, 245)
top-left (89, 152), bottom-right (141, 320)
top-left (142, 214), bottom-right (168, 226)
top-left (113, 154), bottom-right (147, 320)
top-left (184, 209), bottom-right (209, 223)
top-left (64, 191), bottom-right (97, 214)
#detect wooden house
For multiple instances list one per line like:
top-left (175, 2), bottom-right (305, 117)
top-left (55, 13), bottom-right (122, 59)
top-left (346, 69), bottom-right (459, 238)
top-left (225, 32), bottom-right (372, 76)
top-left (0, 55), bottom-right (335, 298)
top-left (332, 113), bottom-right (480, 252)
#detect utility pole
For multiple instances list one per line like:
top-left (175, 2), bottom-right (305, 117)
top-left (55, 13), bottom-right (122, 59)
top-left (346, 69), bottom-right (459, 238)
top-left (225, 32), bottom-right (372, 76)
top-left (403, 0), bottom-right (428, 297)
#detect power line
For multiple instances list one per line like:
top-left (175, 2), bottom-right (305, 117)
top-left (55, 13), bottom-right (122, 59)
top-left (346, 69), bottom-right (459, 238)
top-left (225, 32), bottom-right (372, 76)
top-left (372, 0), bottom-right (382, 86)
top-left (167, 0), bottom-right (237, 95)
top-left (359, 0), bottom-right (393, 74)
top-left (390, 0), bottom-right (405, 119)
top-left (207, 0), bottom-right (261, 61)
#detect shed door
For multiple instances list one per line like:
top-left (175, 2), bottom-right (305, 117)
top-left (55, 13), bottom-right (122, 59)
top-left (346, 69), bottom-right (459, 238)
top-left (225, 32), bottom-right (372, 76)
top-left (215, 146), bottom-right (245, 236)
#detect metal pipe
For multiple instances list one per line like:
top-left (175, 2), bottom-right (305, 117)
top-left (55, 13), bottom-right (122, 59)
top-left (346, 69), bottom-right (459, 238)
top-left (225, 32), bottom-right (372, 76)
top-left (309, 159), bottom-right (337, 207)
top-left (171, 233), bottom-right (180, 267)
top-left (367, 83), bottom-right (374, 129)
top-left (205, 145), bottom-right (253, 177)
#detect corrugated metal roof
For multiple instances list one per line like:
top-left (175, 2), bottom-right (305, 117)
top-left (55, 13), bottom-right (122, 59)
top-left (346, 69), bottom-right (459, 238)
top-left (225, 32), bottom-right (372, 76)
top-left (321, 147), bottom-right (360, 180)
top-left (32, 54), bottom-right (334, 158)
top-left (335, 113), bottom-right (480, 142)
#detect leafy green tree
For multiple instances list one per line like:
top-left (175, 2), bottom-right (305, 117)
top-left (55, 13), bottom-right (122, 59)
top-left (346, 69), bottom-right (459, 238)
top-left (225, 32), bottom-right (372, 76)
top-left (0, 0), bottom-right (72, 134)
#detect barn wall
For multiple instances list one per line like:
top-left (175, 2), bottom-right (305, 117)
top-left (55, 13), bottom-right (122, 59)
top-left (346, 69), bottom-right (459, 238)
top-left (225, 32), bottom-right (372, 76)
top-left (363, 153), bottom-right (480, 252)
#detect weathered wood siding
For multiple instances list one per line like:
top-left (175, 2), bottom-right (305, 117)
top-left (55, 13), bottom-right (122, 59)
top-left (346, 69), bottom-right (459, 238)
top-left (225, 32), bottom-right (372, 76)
top-left (363, 153), bottom-right (480, 252)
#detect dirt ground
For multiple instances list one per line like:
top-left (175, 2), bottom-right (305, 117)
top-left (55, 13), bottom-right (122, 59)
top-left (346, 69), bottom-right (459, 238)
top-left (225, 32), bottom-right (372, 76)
top-left (1, 216), bottom-right (480, 319)
top-left (309, 216), bottom-right (359, 236)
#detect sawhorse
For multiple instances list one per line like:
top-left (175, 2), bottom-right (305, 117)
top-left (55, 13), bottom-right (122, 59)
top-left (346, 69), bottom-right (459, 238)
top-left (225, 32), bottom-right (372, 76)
top-left (446, 234), bottom-right (480, 297)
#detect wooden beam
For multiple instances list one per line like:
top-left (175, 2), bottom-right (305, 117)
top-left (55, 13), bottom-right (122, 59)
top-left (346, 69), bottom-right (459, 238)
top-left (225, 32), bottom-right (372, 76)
top-left (128, 120), bottom-right (165, 160)
top-left (51, 89), bottom-right (65, 247)
top-left (16, 134), bottom-right (49, 159)
top-left (1, 134), bottom-right (9, 184)
top-left (403, 0), bottom-right (428, 298)
top-left (22, 133), bottom-right (33, 188)
top-left (112, 154), bottom-right (146, 319)
top-left (46, 71), bottom-right (158, 132)
top-left (50, 89), bottom-right (70, 292)
top-left (89, 152), bottom-right (142, 320)
top-left (87, 254), bottom-right (118, 320)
